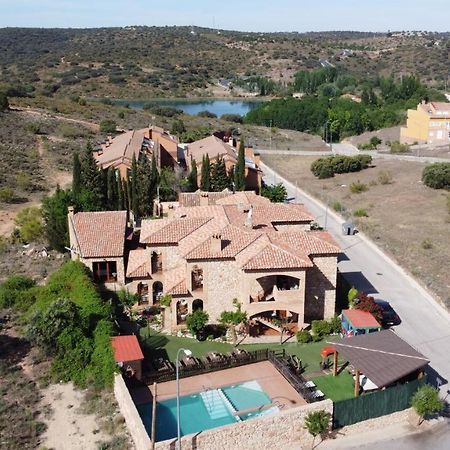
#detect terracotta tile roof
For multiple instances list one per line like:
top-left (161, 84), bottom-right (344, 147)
top-left (185, 225), bottom-right (262, 260)
top-left (72, 211), bottom-right (127, 258)
top-left (270, 231), bottom-right (340, 256)
top-left (140, 218), bottom-right (171, 243)
top-left (141, 217), bottom-right (212, 245)
top-left (255, 204), bottom-right (314, 224)
top-left (184, 135), bottom-right (236, 163)
top-left (178, 190), bottom-right (233, 207)
top-left (111, 335), bottom-right (144, 362)
top-left (242, 242), bottom-right (313, 271)
top-left (164, 266), bottom-right (189, 296)
top-left (328, 330), bottom-right (429, 388)
top-left (126, 249), bottom-right (151, 278)
top-left (215, 191), bottom-right (270, 206)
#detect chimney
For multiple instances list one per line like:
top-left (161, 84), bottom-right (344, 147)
top-left (200, 192), bottom-right (209, 206)
top-left (68, 206), bottom-right (74, 217)
top-left (245, 206), bottom-right (253, 229)
top-left (210, 234), bottom-right (223, 253)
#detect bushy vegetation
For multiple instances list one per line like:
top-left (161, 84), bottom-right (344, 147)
top-left (411, 384), bottom-right (444, 424)
top-left (296, 329), bottom-right (313, 343)
top-left (422, 163), bottom-right (450, 190)
top-left (311, 316), bottom-right (341, 340)
top-left (311, 155), bottom-right (372, 179)
top-left (261, 182), bottom-right (288, 202)
top-left (349, 181), bottom-right (369, 194)
top-left (389, 141), bottom-right (410, 153)
top-left (353, 292), bottom-right (383, 323)
top-left (0, 261), bottom-right (117, 388)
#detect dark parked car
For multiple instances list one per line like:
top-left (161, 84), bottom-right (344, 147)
top-left (374, 299), bottom-right (401, 327)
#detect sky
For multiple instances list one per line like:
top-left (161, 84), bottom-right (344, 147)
top-left (0, 0), bottom-right (448, 32)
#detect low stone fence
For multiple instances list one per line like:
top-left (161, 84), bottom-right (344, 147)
top-left (114, 374), bottom-right (151, 450)
top-left (155, 399), bottom-right (333, 450)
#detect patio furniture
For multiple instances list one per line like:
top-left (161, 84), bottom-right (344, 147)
top-left (312, 389), bottom-right (325, 399)
top-left (303, 380), bottom-right (316, 389)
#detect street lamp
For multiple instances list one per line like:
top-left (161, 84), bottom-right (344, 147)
top-left (176, 348), bottom-right (192, 450)
top-left (324, 184), bottom-right (347, 230)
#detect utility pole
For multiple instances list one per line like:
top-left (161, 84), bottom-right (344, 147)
top-left (269, 119), bottom-right (273, 151)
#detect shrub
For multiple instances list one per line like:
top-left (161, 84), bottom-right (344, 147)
top-left (354, 292), bottom-right (383, 323)
top-left (221, 113), bottom-right (243, 123)
top-left (349, 181), bottom-right (368, 194)
top-left (311, 155), bottom-right (372, 178)
top-left (25, 122), bottom-right (44, 135)
top-left (329, 316), bottom-right (342, 334)
top-left (0, 186), bottom-right (15, 203)
top-left (422, 163), bottom-right (450, 190)
top-left (99, 119), bottom-right (117, 133)
top-left (296, 329), bottom-right (312, 343)
top-left (332, 201), bottom-right (343, 212)
top-left (15, 207), bottom-right (44, 243)
top-left (378, 170), bottom-right (393, 185)
top-left (389, 141), bottom-right (410, 153)
top-left (421, 238), bottom-right (433, 249)
top-left (355, 155), bottom-right (372, 169)
top-left (0, 275), bottom-right (35, 308)
top-left (411, 384), bottom-right (444, 425)
top-left (369, 136), bottom-right (382, 148)
top-left (186, 310), bottom-right (209, 338)
top-left (312, 320), bottom-right (332, 337)
top-left (304, 410), bottom-right (331, 445)
top-left (0, 91), bottom-right (9, 110)
top-left (261, 183), bottom-right (288, 203)
top-left (197, 110), bottom-right (217, 118)
top-left (354, 208), bottom-right (368, 217)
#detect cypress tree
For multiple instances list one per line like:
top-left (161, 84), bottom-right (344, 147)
top-left (234, 139), bottom-right (246, 191)
top-left (117, 176), bottom-right (124, 210)
top-left (137, 157), bottom-right (153, 217)
top-left (211, 155), bottom-right (231, 192)
top-left (106, 168), bottom-right (117, 210)
top-left (188, 159), bottom-right (198, 191)
top-left (130, 154), bottom-right (139, 218)
top-left (150, 154), bottom-right (159, 200)
top-left (125, 179), bottom-right (132, 212)
top-left (200, 154), bottom-right (211, 191)
top-left (72, 152), bottom-right (82, 200)
top-left (80, 141), bottom-right (104, 210)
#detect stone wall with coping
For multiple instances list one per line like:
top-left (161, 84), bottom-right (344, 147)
top-left (155, 399), bottom-right (333, 450)
top-left (114, 374), bottom-right (151, 450)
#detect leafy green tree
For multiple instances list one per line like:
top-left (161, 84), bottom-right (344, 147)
top-left (99, 119), bottom-right (117, 133)
top-left (234, 139), bottom-right (246, 191)
top-left (219, 300), bottom-right (247, 345)
top-left (41, 186), bottom-right (72, 251)
top-left (347, 286), bottom-right (359, 308)
top-left (171, 119), bottom-right (186, 135)
top-left (261, 183), bottom-right (287, 203)
top-left (187, 159), bottom-right (199, 191)
top-left (411, 384), bottom-right (444, 425)
top-left (27, 298), bottom-right (82, 352)
top-left (159, 167), bottom-right (178, 201)
top-left (304, 410), bottom-right (331, 448)
top-left (14, 206), bottom-right (44, 243)
top-left (186, 310), bottom-right (209, 339)
top-left (72, 152), bottom-right (82, 200)
top-left (200, 154), bottom-right (211, 191)
top-left (211, 155), bottom-right (231, 192)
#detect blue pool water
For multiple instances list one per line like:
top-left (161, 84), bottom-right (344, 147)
top-left (138, 380), bottom-right (276, 442)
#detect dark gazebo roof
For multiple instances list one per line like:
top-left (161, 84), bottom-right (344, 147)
top-left (327, 330), bottom-right (429, 388)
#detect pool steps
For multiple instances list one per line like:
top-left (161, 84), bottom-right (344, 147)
top-left (199, 389), bottom-right (241, 422)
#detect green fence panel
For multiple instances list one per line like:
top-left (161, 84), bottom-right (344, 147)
top-left (333, 378), bottom-right (425, 428)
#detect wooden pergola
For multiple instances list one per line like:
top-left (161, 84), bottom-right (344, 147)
top-left (328, 330), bottom-right (429, 397)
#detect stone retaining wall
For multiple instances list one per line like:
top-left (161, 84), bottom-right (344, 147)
top-left (114, 374), bottom-right (151, 450)
top-left (155, 399), bottom-right (333, 450)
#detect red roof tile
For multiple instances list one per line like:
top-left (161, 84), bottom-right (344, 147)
top-left (126, 249), bottom-right (151, 278)
top-left (111, 335), bottom-right (144, 362)
top-left (343, 309), bottom-right (381, 328)
top-left (72, 211), bottom-right (127, 258)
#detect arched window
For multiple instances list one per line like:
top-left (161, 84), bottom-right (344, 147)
top-left (152, 281), bottom-right (163, 304)
top-left (192, 299), bottom-right (204, 312)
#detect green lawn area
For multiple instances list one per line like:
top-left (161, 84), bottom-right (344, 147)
top-left (140, 328), bottom-right (341, 376)
top-left (311, 371), bottom-right (355, 401)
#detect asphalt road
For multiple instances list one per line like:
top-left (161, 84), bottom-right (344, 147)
top-left (261, 161), bottom-right (450, 394)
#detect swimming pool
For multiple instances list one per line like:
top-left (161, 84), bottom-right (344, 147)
top-left (138, 380), bottom-right (278, 442)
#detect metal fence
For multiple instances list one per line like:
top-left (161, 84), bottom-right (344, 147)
top-left (332, 377), bottom-right (426, 428)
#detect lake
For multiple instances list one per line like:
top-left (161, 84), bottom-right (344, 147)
top-left (111, 99), bottom-right (263, 117)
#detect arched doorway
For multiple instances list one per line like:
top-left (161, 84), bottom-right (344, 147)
top-left (151, 251), bottom-right (162, 273)
top-left (192, 299), bottom-right (203, 312)
top-left (177, 300), bottom-right (188, 325)
top-left (152, 281), bottom-right (163, 304)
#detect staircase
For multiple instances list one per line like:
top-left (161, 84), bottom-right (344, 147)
top-left (254, 316), bottom-right (282, 332)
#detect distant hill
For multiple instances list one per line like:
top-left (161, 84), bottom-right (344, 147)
top-left (0, 27), bottom-right (448, 99)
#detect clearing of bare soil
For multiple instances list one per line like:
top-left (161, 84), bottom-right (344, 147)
top-left (262, 154), bottom-right (450, 307)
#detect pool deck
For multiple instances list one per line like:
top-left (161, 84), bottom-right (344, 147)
top-left (131, 361), bottom-right (306, 410)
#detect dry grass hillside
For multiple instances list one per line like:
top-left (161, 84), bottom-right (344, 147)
top-left (263, 154), bottom-right (450, 307)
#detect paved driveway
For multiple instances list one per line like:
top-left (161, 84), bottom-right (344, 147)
top-left (262, 161), bottom-right (450, 393)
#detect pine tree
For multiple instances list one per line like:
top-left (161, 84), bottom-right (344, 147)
top-left (234, 139), bottom-right (246, 191)
top-left (200, 154), bottom-right (211, 191)
top-left (106, 168), bottom-right (117, 210)
top-left (72, 152), bottom-right (82, 200)
top-left (130, 154), bottom-right (139, 217)
top-left (211, 155), bottom-right (231, 192)
top-left (187, 159), bottom-right (198, 191)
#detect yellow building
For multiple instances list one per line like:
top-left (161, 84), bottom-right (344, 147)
top-left (401, 101), bottom-right (450, 145)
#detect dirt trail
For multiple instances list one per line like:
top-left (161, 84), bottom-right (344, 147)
top-left (10, 106), bottom-right (100, 131)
